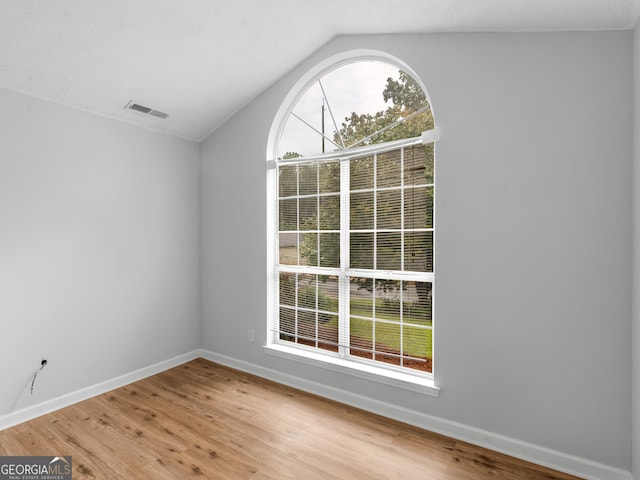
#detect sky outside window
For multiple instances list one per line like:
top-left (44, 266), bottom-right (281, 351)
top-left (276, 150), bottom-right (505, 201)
top-left (278, 61), bottom-right (402, 158)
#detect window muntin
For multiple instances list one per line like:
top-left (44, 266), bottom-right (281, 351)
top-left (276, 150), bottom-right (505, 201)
top-left (270, 60), bottom-right (435, 377)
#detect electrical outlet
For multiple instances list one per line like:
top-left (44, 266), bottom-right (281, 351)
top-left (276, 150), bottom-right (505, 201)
top-left (248, 329), bottom-right (255, 343)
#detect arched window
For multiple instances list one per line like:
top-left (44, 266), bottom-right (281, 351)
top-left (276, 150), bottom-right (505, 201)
top-left (266, 52), bottom-right (439, 388)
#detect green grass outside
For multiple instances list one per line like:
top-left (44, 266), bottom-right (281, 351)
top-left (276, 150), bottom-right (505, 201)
top-left (323, 297), bottom-right (432, 359)
top-left (349, 297), bottom-right (432, 327)
top-left (349, 316), bottom-right (433, 359)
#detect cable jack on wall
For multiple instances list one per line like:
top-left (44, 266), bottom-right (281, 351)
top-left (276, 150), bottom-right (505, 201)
top-left (30, 358), bottom-right (47, 394)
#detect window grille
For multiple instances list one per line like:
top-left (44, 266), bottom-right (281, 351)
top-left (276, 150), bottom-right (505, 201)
top-left (272, 131), bottom-right (437, 375)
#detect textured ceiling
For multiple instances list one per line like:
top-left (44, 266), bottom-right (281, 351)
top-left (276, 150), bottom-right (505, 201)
top-left (0, 0), bottom-right (637, 141)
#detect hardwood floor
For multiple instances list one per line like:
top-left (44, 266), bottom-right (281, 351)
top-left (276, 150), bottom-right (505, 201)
top-left (0, 359), bottom-right (582, 479)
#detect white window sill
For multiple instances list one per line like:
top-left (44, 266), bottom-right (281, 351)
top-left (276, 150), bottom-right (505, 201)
top-left (263, 343), bottom-right (440, 397)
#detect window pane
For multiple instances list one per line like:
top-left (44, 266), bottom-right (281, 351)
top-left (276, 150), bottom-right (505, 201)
top-left (318, 319), bottom-right (339, 352)
top-left (350, 233), bottom-right (374, 269)
top-left (350, 278), bottom-right (374, 318)
top-left (350, 191), bottom-right (374, 230)
top-left (404, 145), bottom-right (433, 186)
top-left (319, 233), bottom-right (340, 268)
top-left (376, 232), bottom-right (401, 270)
top-left (297, 310), bottom-right (316, 340)
top-left (376, 279), bottom-right (401, 319)
top-left (375, 321), bottom-right (401, 356)
top-left (377, 190), bottom-right (401, 229)
top-left (279, 233), bottom-right (300, 265)
top-left (301, 232), bottom-right (318, 267)
top-left (350, 316), bottom-right (373, 359)
top-left (279, 272), bottom-right (296, 307)
top-left (279, 198), bottom-right (297, 231)
top-left (404, 231), bottom-right (433, 272)
top-left (319, 162), bottom-right (340, 193)
top-left (404, 281), bottom-right (433, 326)
top-left (319, 195), bottom-right (340, 230)
top-left (374, 319), bottom-right (401, 367)
top-left (318, 276), bottom-right (339, 313)
top-left (350, 155), bottom-right (374, 190)
top-left (297, 274), bottom-right (317, 309)
top-left (404, 187), bottom-right (433, 229)
top-left (279, 307), bottom-right (295, 341)
top-left (298, 164), bottom-right (318, 195)
top-left (402, 325), bottom-right (432, 373)
top-left (377, 150), bottom-right (401, 188)
top-left (299, 197), bottom-right (317, 229)
top-left (318, 276), bottom-right (339, 352)
top-left (278, 165), bottom-right (298, 197)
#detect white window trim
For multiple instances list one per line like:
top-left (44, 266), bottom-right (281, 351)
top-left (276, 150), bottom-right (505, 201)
top-left (263, 343), bottom-right (439, 397)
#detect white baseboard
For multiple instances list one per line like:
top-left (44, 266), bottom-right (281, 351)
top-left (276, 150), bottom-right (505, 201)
top-left (0, 349), bottom-right (203, 432)
top-left (200, 349), bottom-right (633, 480)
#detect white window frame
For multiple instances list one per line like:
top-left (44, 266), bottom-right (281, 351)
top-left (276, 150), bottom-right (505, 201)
top-left (265, 52), bottom-right (440, 396)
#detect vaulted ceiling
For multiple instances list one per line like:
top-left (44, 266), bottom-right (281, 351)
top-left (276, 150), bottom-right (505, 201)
top-left (0, 0), bottom-right (637, 141)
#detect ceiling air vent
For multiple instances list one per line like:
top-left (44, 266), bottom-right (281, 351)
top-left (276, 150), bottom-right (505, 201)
top-left (148, 109), bottom-right (169, 119)
top-left (124, 101), bottom-right (169, 120)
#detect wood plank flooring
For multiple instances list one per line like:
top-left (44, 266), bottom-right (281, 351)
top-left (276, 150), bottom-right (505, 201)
top-left (0, 359), bottom-right (582, 479)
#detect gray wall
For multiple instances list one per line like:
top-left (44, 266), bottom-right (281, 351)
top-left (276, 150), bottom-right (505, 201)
top-left (0, 88), bottom-right (201, 415)
top-left (201, 32), bottom-right (633, 470)
top-left (633, 22), bottom-right (640, 480)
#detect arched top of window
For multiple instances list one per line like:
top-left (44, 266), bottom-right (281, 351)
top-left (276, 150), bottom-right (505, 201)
top-left (269, 52), bottom-right (435, 161)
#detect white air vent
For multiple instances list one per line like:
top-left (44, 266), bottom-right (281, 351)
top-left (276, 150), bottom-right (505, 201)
top-left (124, 100), bottom-right (169, 120)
